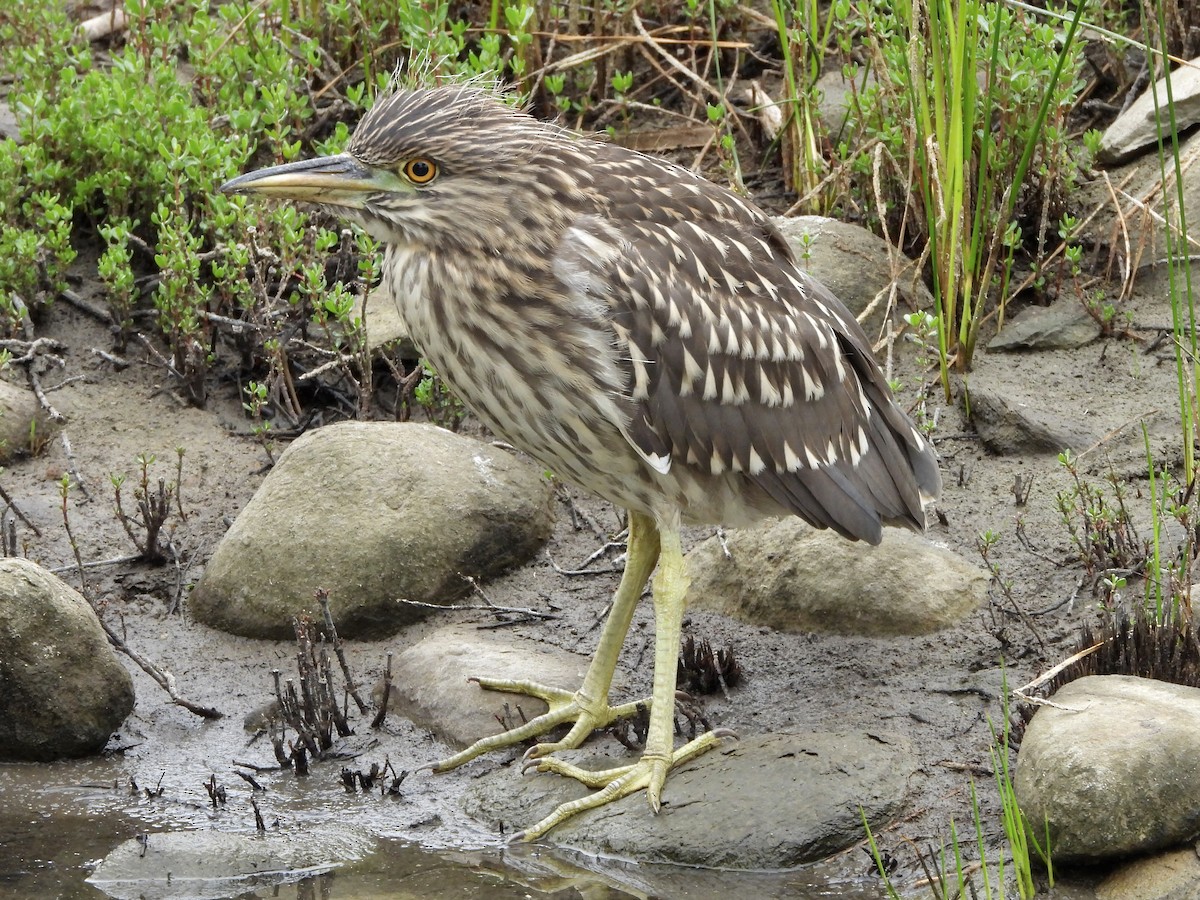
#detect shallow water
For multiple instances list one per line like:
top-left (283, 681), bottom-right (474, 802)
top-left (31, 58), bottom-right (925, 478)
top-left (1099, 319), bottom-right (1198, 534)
top-left (0, 753), bottom-right (890, 899)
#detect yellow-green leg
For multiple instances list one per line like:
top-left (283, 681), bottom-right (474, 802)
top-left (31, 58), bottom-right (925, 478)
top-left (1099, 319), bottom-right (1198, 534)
top-left (515, 515), bottom-right (730, 841)
top-left (429, 510), bottom-right (661, 773)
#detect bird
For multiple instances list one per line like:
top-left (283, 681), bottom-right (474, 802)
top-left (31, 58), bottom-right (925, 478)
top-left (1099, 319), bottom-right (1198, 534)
top-left (221, 83), bottom-right (941, 841)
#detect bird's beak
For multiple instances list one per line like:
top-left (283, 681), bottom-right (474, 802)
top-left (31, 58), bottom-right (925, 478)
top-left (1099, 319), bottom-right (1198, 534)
top-left (220, 153), bottom-right (404, 208)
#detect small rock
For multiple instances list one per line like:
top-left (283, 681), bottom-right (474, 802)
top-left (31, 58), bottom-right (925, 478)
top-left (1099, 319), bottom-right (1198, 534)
top-left (774, 216), bottom-right (933, 331)
top-left (987, 302), bottom-right (1101, 351)
top-left (685, 520), bottom-right (985, 636)
top-left (352, 281), bottom-right (418, 355)
top-left (1015, 675), bottom-right (1200, 863)
top-left (1099, 54), bottom-right (1200, 165)
top-left (191, 422), bottom-right (555, 640)
top-left (390, 624), bottom-right (608, 749)
top-left (0, 379), bottom-right (43, 462)
top-left (1096, 847), bottom-right (1200, 900)
top-left (462, 730), bottom-right (914, 868)
top-left (964, 367), bottom-right (1097, 455)
top-left (814, 67), bottom-right (876, 136)
top-left (87, 826), bottom-right (374, 900)
top-left (0, 97), bottom-right (18, 142)
top-left (0, 558), bottom-right (134, 761)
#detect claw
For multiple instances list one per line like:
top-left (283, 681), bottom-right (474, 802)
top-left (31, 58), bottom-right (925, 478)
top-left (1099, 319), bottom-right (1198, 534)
top-left (515, 730), bottom-right (727, 840)
top-left (425, 677), bottom-right (650, 774)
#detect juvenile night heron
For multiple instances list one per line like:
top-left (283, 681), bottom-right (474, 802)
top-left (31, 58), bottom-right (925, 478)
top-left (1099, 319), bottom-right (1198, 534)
top-left (222, 84), bottom-right (941, 840)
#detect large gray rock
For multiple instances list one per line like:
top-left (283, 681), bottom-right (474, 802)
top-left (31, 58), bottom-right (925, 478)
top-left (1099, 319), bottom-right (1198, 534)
top-left (191, 422), bottom-right (555, 640)
top-left (685, 520), bottom-right (985, 636)
top-left (462, 730), bottom-right (914, 868)
top-left (774, 216), bottom-right (933, 333)
top-left (1016, 675), bottom-right (1200, 863)
top-left (0, 558), bottom-right (134, 760)
top-left (391, 624), bottom-right (614, 749)
top-left (1096, 848), bottom-right (1200, 900)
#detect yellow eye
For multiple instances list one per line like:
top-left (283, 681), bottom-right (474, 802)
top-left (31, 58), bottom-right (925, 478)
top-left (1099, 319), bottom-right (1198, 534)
top-left (403, 158), bottom-right (438, 185)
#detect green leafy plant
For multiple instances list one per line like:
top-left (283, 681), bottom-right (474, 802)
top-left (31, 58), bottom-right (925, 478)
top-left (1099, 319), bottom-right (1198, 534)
top-left (907, 0), bottom-right (1087, 390)
top-left (796, 0), bottom-right (1090, 392)
top-left (412, 361), bottom-right (465, 431)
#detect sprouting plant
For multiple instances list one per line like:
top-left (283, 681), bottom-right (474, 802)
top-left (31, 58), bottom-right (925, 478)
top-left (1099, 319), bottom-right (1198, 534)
top-left (58, 472), bottom-right (86, 592)
top-left (111, 453), bottom-right (181, 564)
top-left (242, 381), bottom-right (275, 464)
top-left (1055, 449), bottom-right (1147, 598)
top-left (27, 419), bottom-right (50, 457)
top-left (977, 529), bottom-right (1045, 652)
top-left (904, 310), bottom-right (940, 357)
top-left (1058, 213), bottom-right (1082, 278)
top-left (705, 101), bottom-right (743, 193)
top-left (902, 311), bottom-right (941, 435)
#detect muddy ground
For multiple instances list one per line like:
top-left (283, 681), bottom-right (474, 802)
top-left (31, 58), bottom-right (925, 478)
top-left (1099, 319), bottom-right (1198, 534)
top-left (0, 194), bottom-right (1183, 898)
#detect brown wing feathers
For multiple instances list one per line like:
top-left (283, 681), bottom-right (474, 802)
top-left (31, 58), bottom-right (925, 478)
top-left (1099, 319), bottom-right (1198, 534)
top-left (608, 207), bottom-right (936, 544)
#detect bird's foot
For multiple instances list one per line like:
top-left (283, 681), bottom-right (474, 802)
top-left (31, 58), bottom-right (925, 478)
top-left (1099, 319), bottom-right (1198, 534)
top-left (514, 728), bottom-right (736, 841)
top-left (427, 676), bottom-right (647, 773)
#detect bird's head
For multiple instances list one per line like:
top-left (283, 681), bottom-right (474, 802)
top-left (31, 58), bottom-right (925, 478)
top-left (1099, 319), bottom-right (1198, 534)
top-left (221, 85), bottom-right (586, 250)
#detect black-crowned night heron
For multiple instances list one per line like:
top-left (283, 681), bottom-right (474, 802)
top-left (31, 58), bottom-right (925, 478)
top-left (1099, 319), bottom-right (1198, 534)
top-left (221, 84), bottom-right (941, 840)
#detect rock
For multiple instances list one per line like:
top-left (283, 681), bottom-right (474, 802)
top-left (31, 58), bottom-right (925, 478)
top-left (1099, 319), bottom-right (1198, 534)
top-left (814, 67), bottom-right (876, 137)
top-left (0, 558), bottom-right (134, 761)
top-left (0, 379), bottom-right (43, 462)
top-left (963, 365), bottom-right (1098, 455)
top-left (1099, 132), bottom-right (1200, 275)
top-left (390, 624), bottom-right (610, 749)
top-left (191, 422), bottom-right (555, 640)
top-left (685, 520), bottom-right (985, 636)
top-left (0, 97), bottom-right (17, 142)
top-left (1096, 848), bottom-right (1200, 900)
top-left (462, 730), bottom-right (914, 867)
top-left (987, 302), bottom-right (1101, 351)
top-left (87, 826), bottom-right (374, 900)
top-left (1099, 54), bottom-right (1200, 165)
top-left (352, 281), bottom-right (418, 355)
top-left (1015, 675), bottom-right (1200, 863)
top-left (774, 216), bottom-right (933, 332)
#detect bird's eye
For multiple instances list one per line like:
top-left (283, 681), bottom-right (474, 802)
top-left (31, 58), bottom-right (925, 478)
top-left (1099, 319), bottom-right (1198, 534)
top-left (403, 158), bottom-right (438, 185)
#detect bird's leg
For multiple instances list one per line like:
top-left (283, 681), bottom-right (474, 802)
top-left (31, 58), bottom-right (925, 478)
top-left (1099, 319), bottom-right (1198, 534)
top-left (515, 517), bottom-right (730, 841)
top-left (429, 511), bottom-right (660, 773)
